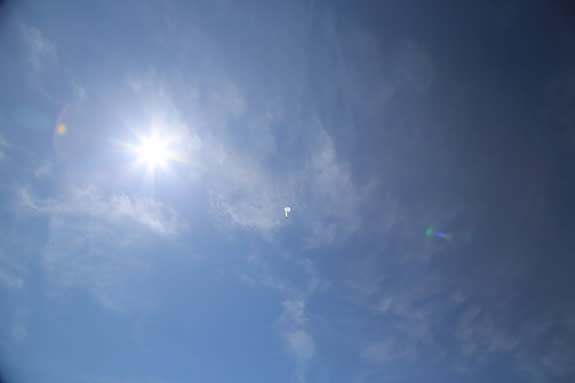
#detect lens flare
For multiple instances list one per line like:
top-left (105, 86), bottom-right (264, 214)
top-left (425, 226), bottom-right (453, 241)
top-left (56, 123), bottom-right (67, 135)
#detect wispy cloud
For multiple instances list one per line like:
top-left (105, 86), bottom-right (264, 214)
top-left (282, 298), bottom-right (307, 327)
top-left (277, 261), bottom-right (326, 380)
top-left (286, 329), bottom-right (316, 383)
top-left (0, 134), bottom-right (8, 160)
top-left (206, 118), bottom-right (376, 248)
top-left (123, 56), bottom-right (377, 245)
top-left (38, 214), bottom-right (161, 315)
top-left (0, 249), bottom-right (24, 290)
top-left (286, 329), bottom-right (315, 361)
top-left (76, 374), bottom-right (173, 383)
top-left (361, 339), bottom-right (411, 365)
top-left (239, 254), bottom-right (325, 380)
top-left (15, 185), bottom-right (186, 313)
top-left (303, 128), bottom-right (373, 247)
top-left (207, 154), bottom-right (288, 233)
top-left (19, 186), bottom-right (186, 236)
top-left (18, 23), bottom-right (57, 71)
top-left (455, 306), bottom-right (518, 358)
top-left (0, 267), bottom-right (23, 289)
top-left (33, 161), bottom-right (53, 179)
top-left (120, 70), bottom-right (292, 235)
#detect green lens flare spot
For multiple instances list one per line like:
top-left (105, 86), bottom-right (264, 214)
top-left (425, 227), bottom-right (434, 237)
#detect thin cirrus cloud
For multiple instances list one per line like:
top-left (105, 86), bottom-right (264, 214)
top-left (239, 253), bottom-right (323, 378)
top-left (207, 119), bottom-right (374, 248)
top-left (14, 185), bottom-right (185, 313)
top-left (121, 68), bottom-right (374, 247)
top-left (33, 161), bottom-right (53, 179)
top-left (286, 329), bottom-right (315, 361)
top-left (361, 339), bottom-right (411, 366)
top-left (0, 134), bottom-right (8, 160)
top-left (0, 266), bottom-right (23, 289)
top-left (350, 249), bottom-right (575, 382)
top-left (17, 23), bottom-right (57, 72)
top-left (18, 186), bottom-right (187, 236)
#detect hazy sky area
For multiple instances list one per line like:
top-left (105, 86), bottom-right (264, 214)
top-left (1, 0), bottom-right (575, 382)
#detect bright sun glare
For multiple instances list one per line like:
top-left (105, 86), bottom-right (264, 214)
top-left (137, 135), bottom-right (169, 166)
top-left (129, 132), bottom-right (177, 172)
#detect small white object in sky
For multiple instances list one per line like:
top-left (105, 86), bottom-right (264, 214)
top-left (284, 206), bottom-right (292, 219)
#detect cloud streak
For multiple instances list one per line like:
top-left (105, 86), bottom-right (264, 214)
top-left (13, 185), bottom-right (186, 313)
top-left (287, 329), bottom-right (315, 361)
top-left (19, 186), bottom-right (186, 236)
top-left (0, 267), bottom-right (23, 289)
top-left (239, 254), bottom-right (325, 381)
top-left (18, 23), bottom-right (57, 71)
top-left (0, 134), bottom-right (8, 160)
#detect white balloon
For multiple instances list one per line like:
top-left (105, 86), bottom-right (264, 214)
top-left (284, 207), bottom-right (291, 218)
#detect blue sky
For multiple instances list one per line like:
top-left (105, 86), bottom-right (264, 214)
top-left (1, 1), bottom-right (575, 382)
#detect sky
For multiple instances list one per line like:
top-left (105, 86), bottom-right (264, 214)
top-left (1, 0), bottom-right (575, 382)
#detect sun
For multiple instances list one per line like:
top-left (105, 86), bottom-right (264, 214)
top-left (128, 132), bottom-right (178, 173)
top-left (122, 124), bottom-right (190, 177)
top-left (136, 135), bottom-right (170, 168)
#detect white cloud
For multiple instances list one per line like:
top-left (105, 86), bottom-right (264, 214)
top-left (541, 338), bottom-right (575, 378)
top-left (361, 340), bottom-right (410, 365)
top-left (451, 305), bottom-right (575, 382)
top-left (34, 161), bottom-right (53, 179)
top-left (275, 260), bottom-right (328, 376)
top-left (286, 329), bottom-right (315, 361)
top-left (0, 309), bottom-right (28, 350)
top-left (303, 129), bottom-right (366, 247)
top-left (241, 255), bottom-right (323, 378)
top-left (208, 163), bottom-right (286, 233)
top-left (207, 120), bottom-right (375, 249)
top-left (282, 298), bottom-right (307, 327)
top-left (19, 24), bottom-right (57, 71)
top-left (0, 250), bottom-right (24, 289)
top-left (120, 70), bottom-right (290, 235)
top-left (19, 186), bottom-right (186, 236)
top-left (455, 306), bottom-right (518, 358)
top-left (11, 320), bottom-right (28, 343)
top-left (361, 342), bottom-right (390, 365)
top-left (0, 267), bottom-right (23, 289)
top-left (84, 376), bottom-right (171, 383)
top-left (72, 80), bottom-right (86, 99)
top-left (122, 58), bottom-right (376, 249)
top-left (38, 214), bottom-right (161, 316)
top-left (0, 134), bottom-right (8, 160)
top-left (15, 185), bottom-right (186, 313)
top-left (238, 273), bottom-right (257, 287)
top-left (299, 258), bottom-right (330, 295)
